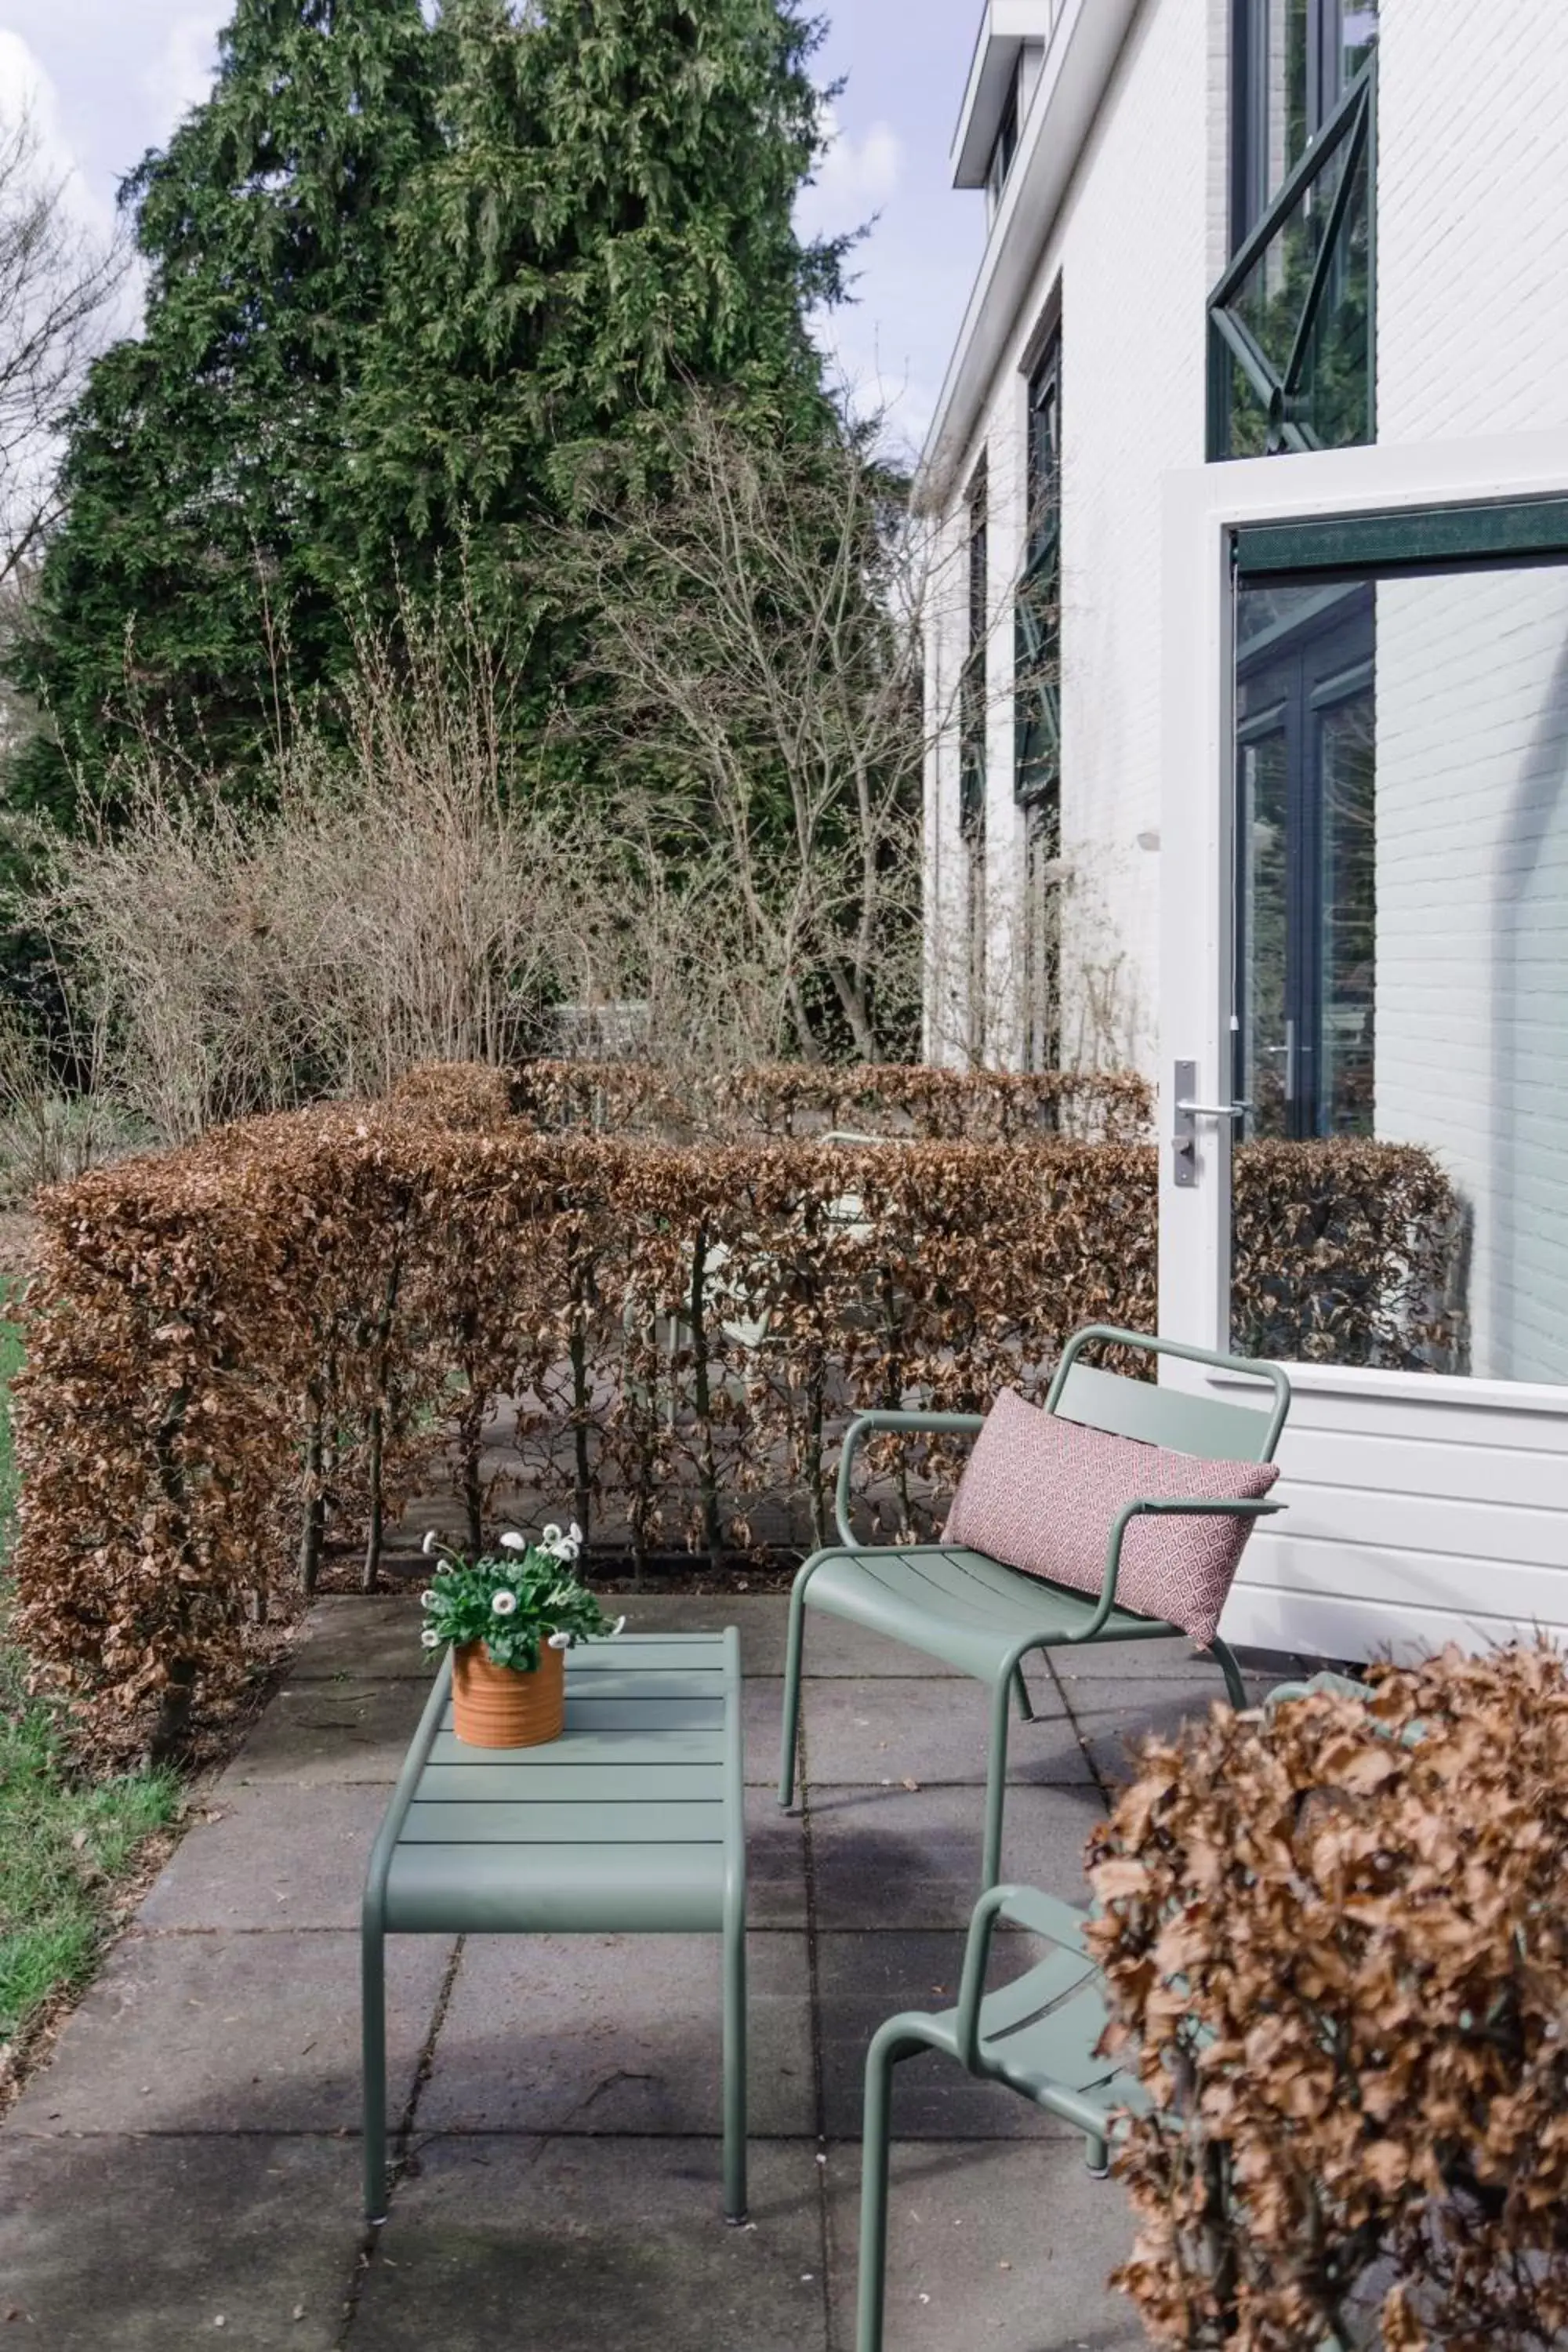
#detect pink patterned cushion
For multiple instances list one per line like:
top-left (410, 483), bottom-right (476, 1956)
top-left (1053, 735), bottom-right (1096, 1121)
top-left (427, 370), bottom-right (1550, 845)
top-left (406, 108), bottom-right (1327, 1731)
top-left (943, 1388), bottom-right (1279, 1646)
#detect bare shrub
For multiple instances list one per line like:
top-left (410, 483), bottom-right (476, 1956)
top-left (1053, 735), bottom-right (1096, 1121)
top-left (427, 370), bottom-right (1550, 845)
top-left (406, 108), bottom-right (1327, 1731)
top-left (26, 597), bottom-right (819, 1138)
top-left (1091, 1646), bottom-right (1568, 2352)
top-left (554, 394), bottom-right (930, 1064)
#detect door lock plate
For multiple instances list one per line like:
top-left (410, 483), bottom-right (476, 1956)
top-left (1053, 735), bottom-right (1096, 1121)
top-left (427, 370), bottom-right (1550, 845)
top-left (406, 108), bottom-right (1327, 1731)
top-left (1172, 1059), bottom-right (1198, 1188)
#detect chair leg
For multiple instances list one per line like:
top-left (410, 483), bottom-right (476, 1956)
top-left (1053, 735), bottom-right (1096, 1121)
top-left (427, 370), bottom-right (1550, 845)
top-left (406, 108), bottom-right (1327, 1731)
top-left (1011, 1663), bottom-right (1036, 1722)
top-left (721, 1906), bottom-right (747, 2223)
top-left (982, 1671), bottom-right (1014, 1893)
top-left (779, 1572), bottom-right (810, 1809)
top-left (1084, 2130), bottom-right (1110, 2180)
top-left (1210, 1635), bottom-right (1247, 1711)
top-left (361, 1921), bottom-right (387, 2223)
top-left (856, 2022), bottom-right (921, 2352)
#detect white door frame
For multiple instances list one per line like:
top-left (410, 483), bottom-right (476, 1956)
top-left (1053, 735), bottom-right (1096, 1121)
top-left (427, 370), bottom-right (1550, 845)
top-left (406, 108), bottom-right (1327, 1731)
top-left (1157, 427), bottom-right (1568, 1403)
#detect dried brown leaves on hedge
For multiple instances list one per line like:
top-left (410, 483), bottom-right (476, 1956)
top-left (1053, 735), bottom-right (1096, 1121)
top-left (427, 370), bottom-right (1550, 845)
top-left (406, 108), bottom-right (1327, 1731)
top-left (1089, 1645), bottom-right (1568, 2352)
top-left (11, 1064), bottom-right (1457, 1741)
top-left (511, 1058), bottom-right (1154, 1143)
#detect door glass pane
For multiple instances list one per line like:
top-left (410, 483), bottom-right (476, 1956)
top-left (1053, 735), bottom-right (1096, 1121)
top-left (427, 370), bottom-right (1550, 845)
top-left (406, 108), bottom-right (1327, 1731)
top-left (1318, 683), bottom-right (1375, 1132)
top-left (1240, 727), bottom-right (1290, 1134)
top-left (1232, 560), bottom-right (1568, 1382)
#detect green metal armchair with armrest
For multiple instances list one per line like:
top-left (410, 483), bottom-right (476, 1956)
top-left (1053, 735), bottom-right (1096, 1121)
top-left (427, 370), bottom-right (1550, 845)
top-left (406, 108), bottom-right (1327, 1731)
top-left (855, 1880), bottom-right (1146, 2352)
top-left (779, 1325), bottom-right (1291, 1892)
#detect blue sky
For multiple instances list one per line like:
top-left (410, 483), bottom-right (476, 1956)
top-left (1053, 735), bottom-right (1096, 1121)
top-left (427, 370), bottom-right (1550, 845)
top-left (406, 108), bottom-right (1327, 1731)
top-left (0, 1), bottom-right (983, 456)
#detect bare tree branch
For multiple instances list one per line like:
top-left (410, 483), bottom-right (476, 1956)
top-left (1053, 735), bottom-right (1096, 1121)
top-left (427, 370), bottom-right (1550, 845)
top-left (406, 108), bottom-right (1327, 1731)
top-left (0, 103), bottom-right (127, 587)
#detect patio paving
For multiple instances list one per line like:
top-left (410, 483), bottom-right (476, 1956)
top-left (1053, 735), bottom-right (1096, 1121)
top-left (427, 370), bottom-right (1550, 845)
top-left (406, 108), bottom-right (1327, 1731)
top-left (0, 1594), bottom-right (1281, 2350)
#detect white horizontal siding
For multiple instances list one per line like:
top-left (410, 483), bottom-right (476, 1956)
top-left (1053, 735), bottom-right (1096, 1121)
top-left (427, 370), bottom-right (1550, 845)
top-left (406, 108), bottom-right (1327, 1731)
top-left (1218, 1377), bottom-right (1568, 1662)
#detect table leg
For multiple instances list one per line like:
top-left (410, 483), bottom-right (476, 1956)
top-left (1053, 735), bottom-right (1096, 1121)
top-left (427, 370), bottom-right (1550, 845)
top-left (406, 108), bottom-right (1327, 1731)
top-left (362, 1921), bottom-right (387, 2223)
top-left (722, 1915), bottom-right (748, 2223)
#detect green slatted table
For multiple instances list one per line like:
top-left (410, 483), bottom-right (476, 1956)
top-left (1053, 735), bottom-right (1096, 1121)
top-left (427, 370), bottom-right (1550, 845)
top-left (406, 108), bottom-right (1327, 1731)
top-left (361, 1629), bottom-right (745, 2223)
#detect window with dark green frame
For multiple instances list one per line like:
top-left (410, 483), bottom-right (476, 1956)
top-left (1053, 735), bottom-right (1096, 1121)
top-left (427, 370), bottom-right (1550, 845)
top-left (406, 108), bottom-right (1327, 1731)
top-left (1015, 333), bottom-right (1061, 808)
top-left (1209, 0), bottom-right (1378, 459)
top-left (960, 464), bottom-right (989, 1058)
top-left (960, 465), bottom-right (989, 842)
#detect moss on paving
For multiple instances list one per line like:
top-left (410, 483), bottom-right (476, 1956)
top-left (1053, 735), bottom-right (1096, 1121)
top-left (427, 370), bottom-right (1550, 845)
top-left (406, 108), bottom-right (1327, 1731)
top-left (0, 1306), bottom-right (180, 2049)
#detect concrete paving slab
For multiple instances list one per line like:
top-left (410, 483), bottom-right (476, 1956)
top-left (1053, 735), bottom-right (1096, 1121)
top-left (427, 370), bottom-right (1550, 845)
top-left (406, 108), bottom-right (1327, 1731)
top-left (800, 1679), bottom-right (1090, 1790)
top-left (746, 1677), bottom-right (789, 1785)
top-left (0, 2132), bottom-right (361, 2350)
top-left (139, 1783), bottom-right (391, 1932)
top-left (1043, 1635), bottom-right (1216, 1680)
top-left (422, 1930), bottom-right (815, 2138)
top-left (355, 2135), bottom-right (828, 2352)
top-left (1072, 1686), bottom-right (1239, 1788)
top-left (222, 1679), bottom-right (428, 1787)
top-left (815, 1933), bottom-right (1073, 2141)
top-left (290, 1595), bottom-right (433, 1680)
top-left (809, 1782), bottom-right (1106, 1932)
top-left (608, 1591), bottom-right (794, 1676)
top-left (788, 1613), bottom-right (971, 1679)
top-left (745, 1788), bottom-right (808, 1930)
top-left (5, 1929), bottom-right (452, 2136)
top-left (822, 2136), bottom-right (1143, 2351)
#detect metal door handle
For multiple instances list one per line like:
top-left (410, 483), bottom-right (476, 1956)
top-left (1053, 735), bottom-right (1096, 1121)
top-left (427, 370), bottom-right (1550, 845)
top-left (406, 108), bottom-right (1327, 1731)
top-left (1171, 1061), bottom-right (1250, 1189)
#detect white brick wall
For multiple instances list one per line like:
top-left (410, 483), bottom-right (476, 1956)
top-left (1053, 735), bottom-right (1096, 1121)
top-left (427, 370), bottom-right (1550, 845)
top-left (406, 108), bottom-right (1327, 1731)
top-left (1378, 0), bottom-right (1568, 442)
top-left (927, 0), bottom-right (1229, 1076)
top-left (1376, 568), bottom-right (1568, 1384)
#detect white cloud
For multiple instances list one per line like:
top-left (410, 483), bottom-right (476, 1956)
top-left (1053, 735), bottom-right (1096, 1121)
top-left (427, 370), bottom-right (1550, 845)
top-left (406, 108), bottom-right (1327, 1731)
top-left (143, 10), bottom-right (225, 144)
top-left (797, 105), bottom-right (903, 238)
top-left (0, 30), bottom-right (113, 240)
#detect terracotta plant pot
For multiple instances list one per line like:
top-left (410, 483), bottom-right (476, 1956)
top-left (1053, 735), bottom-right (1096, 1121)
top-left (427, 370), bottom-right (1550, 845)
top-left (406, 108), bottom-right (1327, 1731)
top-left (452, 1639), bottom-right (566, 1749)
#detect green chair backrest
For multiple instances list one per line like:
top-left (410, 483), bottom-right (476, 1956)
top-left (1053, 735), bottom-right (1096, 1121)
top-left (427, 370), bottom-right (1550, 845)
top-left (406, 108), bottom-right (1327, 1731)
top-left (1045, 1326), bottom-right (1290, 1466)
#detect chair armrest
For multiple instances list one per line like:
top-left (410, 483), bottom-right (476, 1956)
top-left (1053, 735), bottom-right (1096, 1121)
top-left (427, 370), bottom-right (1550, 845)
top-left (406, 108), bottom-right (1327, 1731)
top-left (834, 1410), bottom-right (985, 1548)
top-left (953, 1882), bottom-right (1098, 2072)
top-left (1072, 1494), bottom-right (1285, 1644)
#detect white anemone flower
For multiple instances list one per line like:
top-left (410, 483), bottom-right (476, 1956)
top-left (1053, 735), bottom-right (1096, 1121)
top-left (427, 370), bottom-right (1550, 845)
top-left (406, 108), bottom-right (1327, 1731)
top-left (499, 1531), bottom-right (528, 1552)
top-left (541, 1523), bottom-right (562, 1546)
top-left (419, 1588), bottom-right (438, 1608)
top-left (610, 1614), bottom-right (626, 1638)
top-left (491, 1590), bottom-right (519, 1618)
top-left (420, 1628), bottom-right (441, 1649)
top-left (547, 1630), bottom-right (572, 1650)
top-left (422, 1529), bottom-right (438, 1556)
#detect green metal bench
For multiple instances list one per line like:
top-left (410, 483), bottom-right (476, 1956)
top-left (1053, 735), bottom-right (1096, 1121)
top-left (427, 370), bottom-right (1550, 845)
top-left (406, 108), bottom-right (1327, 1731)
top-left (361, 1628), bottom-right (746, 2223)
top-left (780, 1326), bottom-right (1290, 1891)
top-left (855, 1881), bottom-right (1146, 2352)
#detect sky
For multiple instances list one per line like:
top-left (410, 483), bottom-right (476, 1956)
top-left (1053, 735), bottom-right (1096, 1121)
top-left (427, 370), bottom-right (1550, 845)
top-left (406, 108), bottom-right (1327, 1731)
top-left (0, 0), bottom-right (984, 459)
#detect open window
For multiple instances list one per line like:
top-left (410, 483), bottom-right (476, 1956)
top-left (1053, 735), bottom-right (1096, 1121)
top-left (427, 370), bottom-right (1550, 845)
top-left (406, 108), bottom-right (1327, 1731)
top-left (1210, 0), bottom-right (1378, 459)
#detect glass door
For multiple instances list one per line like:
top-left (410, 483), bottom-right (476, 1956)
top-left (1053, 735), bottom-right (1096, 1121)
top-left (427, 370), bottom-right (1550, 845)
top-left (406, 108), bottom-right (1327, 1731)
top-left (1227, 508), bottom-right (1568, 1382)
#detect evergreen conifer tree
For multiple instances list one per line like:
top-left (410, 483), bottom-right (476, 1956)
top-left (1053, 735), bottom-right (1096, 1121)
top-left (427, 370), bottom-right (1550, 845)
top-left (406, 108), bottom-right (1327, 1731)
top-left (13, 0), bottom-right (840, 814)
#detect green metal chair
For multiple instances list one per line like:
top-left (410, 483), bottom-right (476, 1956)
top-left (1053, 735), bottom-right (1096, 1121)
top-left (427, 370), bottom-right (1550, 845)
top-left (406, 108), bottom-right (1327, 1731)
top-left (855, 1882), bottom-right (1146, 2352)
top-left (779, 1325), bottom-right (1290, 1890)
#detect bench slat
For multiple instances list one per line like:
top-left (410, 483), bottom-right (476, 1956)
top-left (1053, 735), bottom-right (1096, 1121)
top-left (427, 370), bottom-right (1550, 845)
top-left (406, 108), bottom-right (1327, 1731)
top-left (401, 1798), bottom-right (725, 1843)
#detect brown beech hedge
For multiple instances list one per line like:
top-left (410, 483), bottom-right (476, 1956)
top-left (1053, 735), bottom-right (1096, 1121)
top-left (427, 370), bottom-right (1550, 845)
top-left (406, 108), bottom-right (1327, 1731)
top-left (12, 1063), bottom-right (1457, 1745)
top-left (1091, 1645), bottom-right (1568, 2352)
